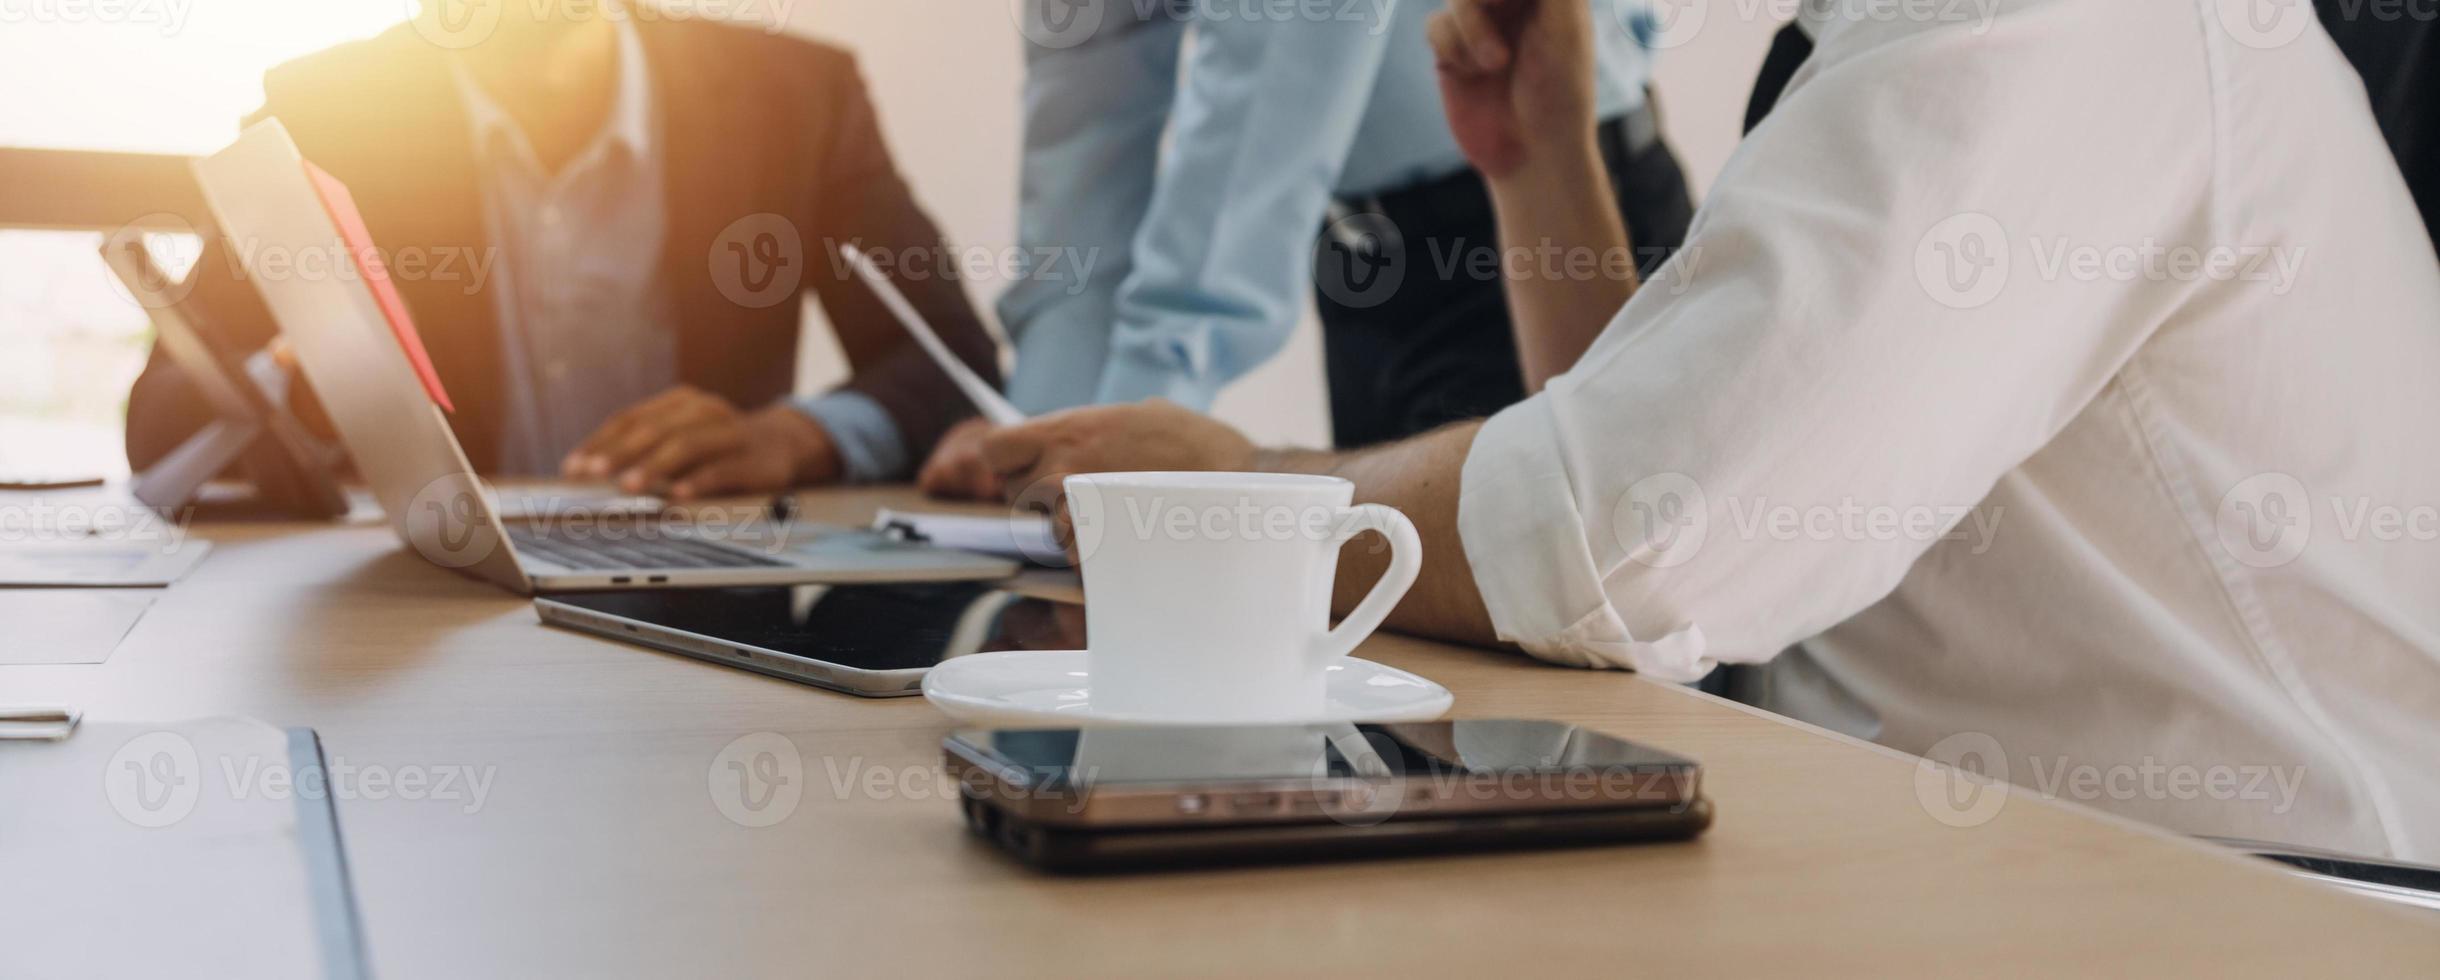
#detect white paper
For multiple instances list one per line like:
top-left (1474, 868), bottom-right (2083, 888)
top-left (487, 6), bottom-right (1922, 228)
top-left (0, 590), bottom-right (157, 665)
top-left (874, 508), bottom-right (1064, 565)
top-left (0, 540), bottom-right (210, 587)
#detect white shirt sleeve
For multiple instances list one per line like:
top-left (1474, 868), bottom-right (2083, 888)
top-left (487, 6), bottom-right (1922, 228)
top-left (1458, 15), bottom-right (2216, 680)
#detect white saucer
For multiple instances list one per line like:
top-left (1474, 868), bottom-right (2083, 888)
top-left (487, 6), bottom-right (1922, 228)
top-left (922, 650), bottom-right (1455, 728)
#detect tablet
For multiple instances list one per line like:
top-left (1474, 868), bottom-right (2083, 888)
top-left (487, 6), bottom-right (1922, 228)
top-left (534, 584), bottom-right (1085, 697)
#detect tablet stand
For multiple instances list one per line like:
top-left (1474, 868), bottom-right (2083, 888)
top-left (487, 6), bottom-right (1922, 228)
top-left (103, 237), bottom-right (351, 520)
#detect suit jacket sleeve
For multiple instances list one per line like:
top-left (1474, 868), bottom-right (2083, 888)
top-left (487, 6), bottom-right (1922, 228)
top-left (800, 58), bottom-right (1002, 461)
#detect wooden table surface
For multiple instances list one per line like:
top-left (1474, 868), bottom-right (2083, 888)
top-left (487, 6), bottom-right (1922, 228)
top-left (9, 487), bottom-right (2436, 977)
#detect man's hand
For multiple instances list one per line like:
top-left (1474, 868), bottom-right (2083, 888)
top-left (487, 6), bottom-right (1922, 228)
top-left (562, 386), bottom-right (842, 501)
top-left (978, 400), bottom-right (1259, 560)
top-left (981, 400), bottom-right (1258, 491)
top-left (917, 417), bottom-right (1005, 501)
top-left (1431, 0), bottom-right (1632, 391)
top-left (978, 400), bottom-right (1253, 515)
top-left (1428, 0), bottom-right (1602, 181)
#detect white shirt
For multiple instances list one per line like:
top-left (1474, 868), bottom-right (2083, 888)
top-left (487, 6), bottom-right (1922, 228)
top-left (1458, 0), bottom-right (2440, 860)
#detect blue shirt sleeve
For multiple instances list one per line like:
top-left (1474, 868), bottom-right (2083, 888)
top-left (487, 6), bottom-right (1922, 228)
top-left (997, 9), bottom-right (1185, 415)
top-left (1002, 2), bottom-right (1403, 413)
top-left (791, 389), bottom-right (908, 484)
top-left (1094, 8), bottom-right (1402, 408)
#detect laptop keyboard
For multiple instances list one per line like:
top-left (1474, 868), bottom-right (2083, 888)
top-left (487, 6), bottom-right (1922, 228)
top-left (507, 523), bottom-right (788, 572)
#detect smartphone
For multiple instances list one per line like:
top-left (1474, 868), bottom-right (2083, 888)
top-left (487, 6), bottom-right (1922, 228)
top-left (945, 720), bottom-right (1711, 872)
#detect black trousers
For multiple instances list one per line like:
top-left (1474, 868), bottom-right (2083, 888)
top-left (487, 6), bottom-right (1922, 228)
top-left (1312, 111), bottom-right (1696, 449)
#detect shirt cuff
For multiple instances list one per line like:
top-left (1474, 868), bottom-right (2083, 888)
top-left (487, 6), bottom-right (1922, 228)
top-left (1458, 395), bottom-right (1713, 682)
top-left (792, 390), bottom-right (908, 484)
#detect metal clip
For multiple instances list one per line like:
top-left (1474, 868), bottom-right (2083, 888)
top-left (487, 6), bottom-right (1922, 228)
top-left (877, 519), bottom-right (931, 544)
top-left (0, 707), bottom-right (82, 741)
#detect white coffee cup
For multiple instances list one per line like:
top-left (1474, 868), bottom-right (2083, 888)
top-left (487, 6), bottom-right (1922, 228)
top-left (1063, 472), bottom-right (1422, 722)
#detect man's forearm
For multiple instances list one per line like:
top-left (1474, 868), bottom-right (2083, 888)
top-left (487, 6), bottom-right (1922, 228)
top-left (1489, 143), bottom-right (1639, 392)
top-left (1256, 422), bottom-right (1499, 647)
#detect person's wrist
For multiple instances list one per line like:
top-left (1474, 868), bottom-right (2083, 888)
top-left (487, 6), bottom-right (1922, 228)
top-left (1487, 129), bottom-right (1604, 198)
top-left (752, 405), bottom-right (843, 486)
top-left (1215, 433), bottom-right (1261, 472)
top-left (1251, 446), bottom-right (1335, 476)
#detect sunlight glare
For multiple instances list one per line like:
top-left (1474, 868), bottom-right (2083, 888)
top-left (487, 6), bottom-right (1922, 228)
top-left (0, 0), bottom-right (414, 154)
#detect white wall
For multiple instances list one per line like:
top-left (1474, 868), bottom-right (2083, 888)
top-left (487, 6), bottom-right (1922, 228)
top-left (777, 3), bottom-right (1789, 449)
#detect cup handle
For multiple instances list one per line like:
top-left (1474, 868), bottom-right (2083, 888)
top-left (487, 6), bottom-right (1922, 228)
top-left (1311, 503), bottom-right (1423, 666)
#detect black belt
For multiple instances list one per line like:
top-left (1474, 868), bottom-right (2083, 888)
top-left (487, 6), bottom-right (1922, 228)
top-left (1329, 101), bottom-right (1662, 237)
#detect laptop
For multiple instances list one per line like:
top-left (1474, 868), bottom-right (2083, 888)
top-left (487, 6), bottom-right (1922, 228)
top-left (188, 120), bottom-right (1016, 593)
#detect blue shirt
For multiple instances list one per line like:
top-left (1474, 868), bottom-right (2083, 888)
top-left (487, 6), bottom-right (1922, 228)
top-left (454, 14), bottom-right (902, 479)
top-left (999, 0), bottom-right (1660, 414)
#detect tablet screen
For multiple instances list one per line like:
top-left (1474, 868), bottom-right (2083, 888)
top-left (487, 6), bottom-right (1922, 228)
top-left (544, 584), bottom-right (1083, 672)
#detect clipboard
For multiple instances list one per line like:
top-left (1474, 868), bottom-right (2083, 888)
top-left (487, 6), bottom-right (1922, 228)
top-left (0, 719), bottom-right (370, 979)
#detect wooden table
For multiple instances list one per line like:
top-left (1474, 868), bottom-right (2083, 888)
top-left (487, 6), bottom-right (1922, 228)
top-left (10, 488), bottom-right (2436, 977)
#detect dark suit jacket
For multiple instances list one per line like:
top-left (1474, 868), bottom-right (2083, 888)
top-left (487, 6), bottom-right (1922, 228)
top-left (128, 17), bottom-right (999, 475)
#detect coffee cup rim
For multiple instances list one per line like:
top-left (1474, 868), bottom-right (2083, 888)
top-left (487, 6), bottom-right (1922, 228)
top-left (1062, 471), bottom-right (1353, 492)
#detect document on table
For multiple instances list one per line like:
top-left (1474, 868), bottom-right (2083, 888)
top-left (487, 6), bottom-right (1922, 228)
top-left (0, 539), bottom-right (211, 587)
top-left (0, 719), bottom-right (367, 979)
top-left (0, 589), bottom-right (157, 664)
top-left (873, 508), bottom-right (1066, 566)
